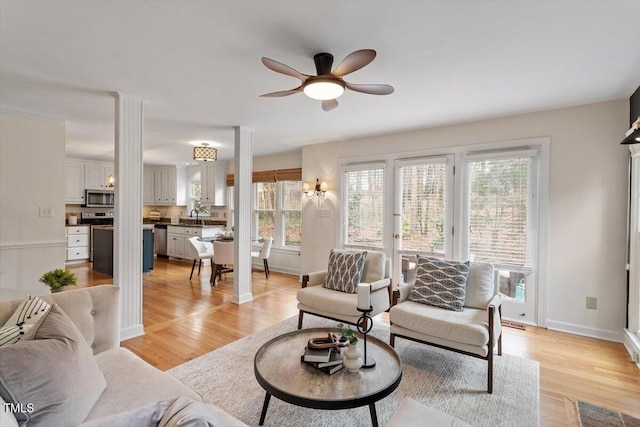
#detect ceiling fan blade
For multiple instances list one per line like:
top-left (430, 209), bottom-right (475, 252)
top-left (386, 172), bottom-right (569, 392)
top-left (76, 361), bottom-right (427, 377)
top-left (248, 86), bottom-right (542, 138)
top-left (321, 99), bottom-right (339, 111)
top-left (261, 57), bottom-right (307, 82)
top-left (333, 49), bottom-right (377, 77)
top-left (260, 86), bottom-right (303, 97)
top-left (345, 82), bottom-right (394, 95)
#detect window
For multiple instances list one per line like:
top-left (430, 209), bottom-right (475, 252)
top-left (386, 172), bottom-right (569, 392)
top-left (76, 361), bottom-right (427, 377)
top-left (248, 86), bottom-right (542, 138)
top-left (190, 181), bottom-right (210, 217)
top-left (228, 168), bottom-right (302, 249)
top-left (253, 180), bottom-right (302, 248)
top-left (255, 182), bottom-right (276, 240)
top-left (343, 166), bottom-right (385, 249)
top-left (282, 181), bottom-right (302, 247)
top-left (340, 140), bottom-right (546, 325)
top-left (398, 158), bottom-right (450, 254)
top-left (464, 152), bottom-right (537, 304)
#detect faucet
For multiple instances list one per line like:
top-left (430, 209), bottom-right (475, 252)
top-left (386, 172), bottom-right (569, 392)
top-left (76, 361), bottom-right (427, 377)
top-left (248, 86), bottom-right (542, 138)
top-left (189, 209), bottom-right (199, 222)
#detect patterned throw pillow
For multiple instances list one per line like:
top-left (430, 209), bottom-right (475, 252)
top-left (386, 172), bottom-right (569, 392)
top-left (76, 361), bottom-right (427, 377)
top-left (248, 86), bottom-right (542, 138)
top-left (322, 250), bottom-right (368, 293)
top-left (0, 296), bottom-right (51, 347)
top-left (409, 256), bottom-right (470, 311)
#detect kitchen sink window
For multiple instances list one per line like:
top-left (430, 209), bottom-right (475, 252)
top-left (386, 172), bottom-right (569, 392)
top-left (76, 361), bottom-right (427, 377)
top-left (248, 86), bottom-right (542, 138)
top-left (190, 181), bottom-right (210, 217)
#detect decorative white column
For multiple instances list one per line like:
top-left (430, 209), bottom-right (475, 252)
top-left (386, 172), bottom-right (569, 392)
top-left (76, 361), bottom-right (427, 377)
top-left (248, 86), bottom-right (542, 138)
top-left (232, 126), bottom-right (253, 304)
top-left (113, 92), bottom-right (144, 340)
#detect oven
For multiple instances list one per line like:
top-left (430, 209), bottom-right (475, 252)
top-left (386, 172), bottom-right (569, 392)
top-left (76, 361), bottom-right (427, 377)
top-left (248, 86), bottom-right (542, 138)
top-left (81, 211), bottom-right (114, 261)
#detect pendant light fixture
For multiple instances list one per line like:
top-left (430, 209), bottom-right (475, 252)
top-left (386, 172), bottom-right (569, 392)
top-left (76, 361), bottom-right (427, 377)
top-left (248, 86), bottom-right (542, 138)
top-left (193, 142), bottom-right (217, 162)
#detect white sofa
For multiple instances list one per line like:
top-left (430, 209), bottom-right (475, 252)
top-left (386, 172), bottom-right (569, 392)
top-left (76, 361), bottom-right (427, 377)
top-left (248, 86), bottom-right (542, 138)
top-left (0, 285), bottom-right (246, 426)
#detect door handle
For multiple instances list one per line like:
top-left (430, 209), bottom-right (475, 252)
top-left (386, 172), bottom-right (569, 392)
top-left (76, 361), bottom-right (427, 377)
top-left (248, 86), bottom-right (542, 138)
top-left (394, 234), bottom-right (400, 239)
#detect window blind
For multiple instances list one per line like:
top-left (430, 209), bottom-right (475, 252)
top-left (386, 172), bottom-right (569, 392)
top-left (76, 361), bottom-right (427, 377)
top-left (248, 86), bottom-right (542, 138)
top-left (226, 168), bottom-right (302, 186)
top-left (466, 155), bottom-right (533, 269)
top-left (399, 161), bottom-right (447, 253)
top-left (344, 167), bottom-right (384, 248)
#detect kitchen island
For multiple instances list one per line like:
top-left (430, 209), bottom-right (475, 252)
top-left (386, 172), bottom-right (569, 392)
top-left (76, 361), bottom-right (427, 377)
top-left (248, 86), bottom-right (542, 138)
top-left (93, 225), bottom-right (155, 275)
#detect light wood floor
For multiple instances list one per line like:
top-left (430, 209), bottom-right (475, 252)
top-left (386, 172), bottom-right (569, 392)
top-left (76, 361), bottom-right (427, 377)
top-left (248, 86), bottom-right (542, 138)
top-left (69, 258), bottom-right (640, 426)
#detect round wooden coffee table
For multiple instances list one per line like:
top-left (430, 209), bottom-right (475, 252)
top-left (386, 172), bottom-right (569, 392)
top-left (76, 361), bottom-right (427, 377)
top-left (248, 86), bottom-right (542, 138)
top-left (254, 327), bottom-right (402, 427)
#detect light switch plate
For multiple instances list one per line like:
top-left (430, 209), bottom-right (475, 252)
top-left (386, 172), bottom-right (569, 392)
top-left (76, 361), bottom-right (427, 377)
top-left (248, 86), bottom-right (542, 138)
top-left (318, 208), bottom-right (330, 217)
top-left (39, 207), bottom-right (54, 218)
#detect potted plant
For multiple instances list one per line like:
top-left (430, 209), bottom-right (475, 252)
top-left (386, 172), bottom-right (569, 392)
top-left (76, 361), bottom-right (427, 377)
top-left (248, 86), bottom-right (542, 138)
top-left (39, 269), bottom-right (77, 293)
top-left (337, 323), bottom-right (363, 372)
top-left (336, 323), bottom-right (358, 345)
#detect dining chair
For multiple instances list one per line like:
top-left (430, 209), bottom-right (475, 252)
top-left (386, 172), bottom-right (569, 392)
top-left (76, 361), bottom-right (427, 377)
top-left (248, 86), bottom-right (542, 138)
top-left (186, 237), bottom-right (214, 280)
top-left (251, 238), bottom-right (273, 279)
top-left (211, 241), bottom-right (234, 285)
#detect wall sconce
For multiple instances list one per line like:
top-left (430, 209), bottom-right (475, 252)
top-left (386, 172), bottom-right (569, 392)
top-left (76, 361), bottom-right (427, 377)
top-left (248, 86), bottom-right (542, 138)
top-left (303, 178), bottom-right (327, 200)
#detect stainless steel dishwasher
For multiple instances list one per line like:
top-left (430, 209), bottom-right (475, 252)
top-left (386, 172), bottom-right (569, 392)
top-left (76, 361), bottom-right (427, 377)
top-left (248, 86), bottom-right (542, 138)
top-left (154, 224), bottom-right (168, 257)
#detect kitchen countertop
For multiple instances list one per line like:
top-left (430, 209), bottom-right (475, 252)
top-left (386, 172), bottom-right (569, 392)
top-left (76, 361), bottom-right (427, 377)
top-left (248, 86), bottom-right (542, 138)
top-left (93, 225), bottom-right (157, 231)
top-left (143, 218), bottom-right (226, 227)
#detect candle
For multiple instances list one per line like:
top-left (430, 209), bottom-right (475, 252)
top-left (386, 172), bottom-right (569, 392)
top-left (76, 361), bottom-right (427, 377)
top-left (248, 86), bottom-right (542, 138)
top-left (357, 283), bottom-right (371, 311)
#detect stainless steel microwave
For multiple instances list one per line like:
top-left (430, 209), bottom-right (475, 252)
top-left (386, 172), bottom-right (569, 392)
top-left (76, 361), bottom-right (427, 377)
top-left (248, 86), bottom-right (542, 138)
top-left (84, 189), bottom-right (114, 207)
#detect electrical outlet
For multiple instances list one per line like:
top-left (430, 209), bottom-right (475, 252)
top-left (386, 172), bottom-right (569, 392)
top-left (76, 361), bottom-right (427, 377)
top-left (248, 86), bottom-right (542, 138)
top-left (39, 207), bottom-right (54, 218)
top-left (586, 297), bottom-right (597, 310)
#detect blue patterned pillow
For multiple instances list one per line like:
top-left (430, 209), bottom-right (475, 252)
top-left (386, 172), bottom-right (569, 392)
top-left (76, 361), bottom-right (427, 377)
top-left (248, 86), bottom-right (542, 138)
top-left (322, 250), bottom-right (368, 293)
top-left (409, 256), bottom-right (470, 311)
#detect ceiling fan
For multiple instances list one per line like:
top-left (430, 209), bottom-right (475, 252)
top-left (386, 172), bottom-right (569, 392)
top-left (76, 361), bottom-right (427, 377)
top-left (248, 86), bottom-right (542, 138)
top-left (260, 49), bottom-right (394, 111)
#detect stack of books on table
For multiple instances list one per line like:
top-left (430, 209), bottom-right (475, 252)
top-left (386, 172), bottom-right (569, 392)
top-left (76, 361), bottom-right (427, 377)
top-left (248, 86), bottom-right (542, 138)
top-left (301, 347), bottom-right (344, 375)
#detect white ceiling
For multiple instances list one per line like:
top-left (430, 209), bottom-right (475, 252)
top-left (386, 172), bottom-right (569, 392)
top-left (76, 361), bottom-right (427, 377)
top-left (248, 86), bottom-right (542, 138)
top-left (1, 1), bottom-right (638, 166)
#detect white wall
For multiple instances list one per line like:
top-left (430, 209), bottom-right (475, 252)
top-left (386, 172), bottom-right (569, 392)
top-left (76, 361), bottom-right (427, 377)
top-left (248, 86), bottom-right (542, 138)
top-left (0, 112), bottom-right (66, 297)
top-left (301, 99), bottom-right (630, 341)
top-left (226, 149), bottom-right (302, 174)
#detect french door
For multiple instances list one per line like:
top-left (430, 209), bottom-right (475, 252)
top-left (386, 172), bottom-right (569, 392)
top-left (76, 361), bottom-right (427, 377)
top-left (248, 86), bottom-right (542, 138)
top-left (392, 149), bottom-right (541, 324)
top-left (393, 155), bottom-right (454, 285)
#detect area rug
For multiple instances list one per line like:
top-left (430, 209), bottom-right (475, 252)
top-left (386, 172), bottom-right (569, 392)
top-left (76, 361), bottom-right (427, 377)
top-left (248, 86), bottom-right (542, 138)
top-left (169, 315), bottom-right (539, 427)
top-left (576, 400), bottom-right (640, 427)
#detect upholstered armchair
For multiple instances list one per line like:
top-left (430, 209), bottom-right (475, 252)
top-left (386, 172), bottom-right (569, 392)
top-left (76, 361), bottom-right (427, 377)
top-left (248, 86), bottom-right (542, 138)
top-left (389, 258), bottom-right (503, 393)
top-left (297, 249), bottom-right (392, 329)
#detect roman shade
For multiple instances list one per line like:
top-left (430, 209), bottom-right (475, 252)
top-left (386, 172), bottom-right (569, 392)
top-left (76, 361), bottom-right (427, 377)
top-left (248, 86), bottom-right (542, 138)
top-left (226, 168), bottom-right (302, 186)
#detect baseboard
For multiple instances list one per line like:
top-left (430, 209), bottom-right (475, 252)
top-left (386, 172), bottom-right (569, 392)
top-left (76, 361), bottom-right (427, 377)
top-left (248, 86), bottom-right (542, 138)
top-left (232, 293), bottom-right (253, 304)
top-left (120, 324), bottom-right (144, 341)
top-left (546, 320), bottom-right (622, 342)
top-left (251, 263), bottom-right (299, 276)
top-left (623, 329), bottom-right (640, 369)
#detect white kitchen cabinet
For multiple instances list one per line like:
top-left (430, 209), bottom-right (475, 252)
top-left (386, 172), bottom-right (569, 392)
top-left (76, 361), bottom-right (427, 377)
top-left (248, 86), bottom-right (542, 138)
top-left (84, 163), bottom-right (113, 189)
top-left (167, 233), bottom-right (177, 257)
top-left (153, 166), bottom-right (187, 206)
top-left (65, 162), bottom-right (85, 204)
top-left (166, 225), bottom-right (222, 260)
top-left (175, 235), bottom-right (186, 258)
top-left (167, 226), bottom-right (188, 259)
top-left (65, 225), bottom-right (90, 262)
top-left (143, 168), bottom-right (155, 205)
top-left (200, 162), bottom-right (227, 206)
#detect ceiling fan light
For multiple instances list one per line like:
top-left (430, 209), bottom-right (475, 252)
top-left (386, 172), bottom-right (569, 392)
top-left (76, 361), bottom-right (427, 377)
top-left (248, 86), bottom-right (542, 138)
top-left (303, 80), bottom-right (345, 101)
